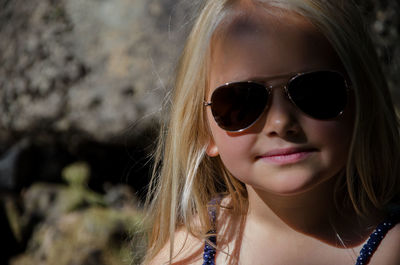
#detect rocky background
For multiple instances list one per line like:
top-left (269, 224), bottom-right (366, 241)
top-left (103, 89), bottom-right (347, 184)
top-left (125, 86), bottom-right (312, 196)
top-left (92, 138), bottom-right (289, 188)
top-left (0, 0), bottom-right (399, 264)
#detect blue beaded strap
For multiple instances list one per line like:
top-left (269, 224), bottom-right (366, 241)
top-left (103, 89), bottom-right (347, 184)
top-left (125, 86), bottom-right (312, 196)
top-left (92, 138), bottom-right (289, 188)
top-left (355, 210), bottom-right (400, 265)
top-left (202, 197), bottom-right (220, 265)
top-left (203, 230), bottom-right (217, 265)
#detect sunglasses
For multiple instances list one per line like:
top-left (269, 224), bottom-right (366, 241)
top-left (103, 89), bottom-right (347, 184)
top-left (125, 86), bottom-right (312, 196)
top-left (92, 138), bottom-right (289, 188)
top-left (204, 70), bottom-right (350, 132)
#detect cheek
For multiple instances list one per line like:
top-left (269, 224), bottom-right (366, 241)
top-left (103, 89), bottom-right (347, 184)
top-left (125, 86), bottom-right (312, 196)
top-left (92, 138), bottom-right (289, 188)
top-left (307, 122), bottom-right (349, 140)
top-left (207, 111), bottom-right (257, 168)
top-left (216, 134), bottom-right (256, 179)
top-left (212, 127), bottom-right (254, 156)
top-left (216, 133), bottom-right (255, 157)
top-left (304, 118), bottom-right (353, 158)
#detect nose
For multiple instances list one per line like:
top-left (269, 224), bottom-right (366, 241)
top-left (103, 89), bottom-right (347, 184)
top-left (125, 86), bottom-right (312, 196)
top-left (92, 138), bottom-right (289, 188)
top-left (262, 88), bottom-right (301, 138)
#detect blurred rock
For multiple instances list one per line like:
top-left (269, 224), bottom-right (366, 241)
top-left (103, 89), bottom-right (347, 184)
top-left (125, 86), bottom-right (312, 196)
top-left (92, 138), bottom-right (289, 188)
top-left (21, 177), bottom-right (104, 226)
top-left (8, 162), bottom-right (144, 265)
top-left (0, 0), bottom-right (197, 145)
top-left (103, 183), bottom-right (138, 209)
top-left (10, 206), bottom-right (144, 265)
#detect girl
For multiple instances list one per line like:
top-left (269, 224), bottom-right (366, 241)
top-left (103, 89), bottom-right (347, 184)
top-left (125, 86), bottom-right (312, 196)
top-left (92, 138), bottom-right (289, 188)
top-left (143, 0), bottom-right (400, 264)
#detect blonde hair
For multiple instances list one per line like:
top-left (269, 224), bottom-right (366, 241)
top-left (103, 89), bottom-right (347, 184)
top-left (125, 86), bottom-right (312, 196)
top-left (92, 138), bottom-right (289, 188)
top-left (143, 0), bottom-right (400, 263)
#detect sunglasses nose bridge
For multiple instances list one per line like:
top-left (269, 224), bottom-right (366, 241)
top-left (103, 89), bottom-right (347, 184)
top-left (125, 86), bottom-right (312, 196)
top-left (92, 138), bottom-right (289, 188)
top-left (261, 83), bottom-right (289, 109)
top-left (260, 84), bottom-right (293, 119)
top-left (265, 83), bottom-right (288, 98)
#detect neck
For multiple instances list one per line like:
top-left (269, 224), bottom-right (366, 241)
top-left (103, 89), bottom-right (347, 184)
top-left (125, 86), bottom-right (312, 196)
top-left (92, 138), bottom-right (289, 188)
top-left (246, 177), bottom-right (376, 247)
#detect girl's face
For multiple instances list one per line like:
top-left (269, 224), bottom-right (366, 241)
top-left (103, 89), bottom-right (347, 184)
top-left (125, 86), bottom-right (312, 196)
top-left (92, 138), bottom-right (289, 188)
top-left (205, 10), bottom-right (354, 196)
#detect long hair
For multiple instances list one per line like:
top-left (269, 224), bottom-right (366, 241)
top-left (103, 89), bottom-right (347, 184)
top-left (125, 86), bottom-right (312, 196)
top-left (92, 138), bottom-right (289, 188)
top-left (143, 0), bottom-right (400, 263)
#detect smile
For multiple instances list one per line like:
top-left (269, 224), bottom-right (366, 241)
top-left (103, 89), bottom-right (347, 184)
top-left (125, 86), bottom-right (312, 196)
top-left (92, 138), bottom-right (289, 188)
top-left (257, 147), bottom-right (317, 165)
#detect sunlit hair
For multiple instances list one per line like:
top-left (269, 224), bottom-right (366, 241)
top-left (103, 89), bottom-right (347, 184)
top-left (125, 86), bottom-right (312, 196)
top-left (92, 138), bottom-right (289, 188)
top-left (143, 0), bottom-right (400, 263)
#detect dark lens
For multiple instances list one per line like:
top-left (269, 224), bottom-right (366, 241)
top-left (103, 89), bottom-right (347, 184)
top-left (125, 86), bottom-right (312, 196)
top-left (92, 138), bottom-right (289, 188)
top-left (210, 82), bottom-right (269, 131)
top-left (287, 71), bottom-right (348, 119)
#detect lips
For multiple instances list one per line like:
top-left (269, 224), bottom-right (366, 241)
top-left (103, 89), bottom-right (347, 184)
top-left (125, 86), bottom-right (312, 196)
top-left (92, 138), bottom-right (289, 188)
top-left (257, 147), bottom-right (317, 165)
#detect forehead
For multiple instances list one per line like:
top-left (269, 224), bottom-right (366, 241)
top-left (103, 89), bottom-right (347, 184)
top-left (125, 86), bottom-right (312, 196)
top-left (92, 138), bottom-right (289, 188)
top-left (215, 3), bottom-right (313, 36)
top-left (208, 5), bottom-right (341, 87)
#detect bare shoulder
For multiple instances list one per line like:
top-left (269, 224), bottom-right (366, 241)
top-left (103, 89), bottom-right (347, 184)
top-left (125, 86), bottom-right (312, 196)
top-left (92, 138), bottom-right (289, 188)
top-left (369, 222), bottom-right (400, 265)
top-left (148, 227), bottom-right (204, 265)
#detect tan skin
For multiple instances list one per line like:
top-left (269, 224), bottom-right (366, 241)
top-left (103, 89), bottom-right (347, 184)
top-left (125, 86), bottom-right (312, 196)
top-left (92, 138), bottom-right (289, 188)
top-left (150, 6), bottom-right (400, 265)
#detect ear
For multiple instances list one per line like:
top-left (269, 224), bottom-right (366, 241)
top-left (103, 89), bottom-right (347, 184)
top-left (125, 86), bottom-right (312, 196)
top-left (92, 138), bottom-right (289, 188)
top-left (206, 138), bottom-right (219, 157)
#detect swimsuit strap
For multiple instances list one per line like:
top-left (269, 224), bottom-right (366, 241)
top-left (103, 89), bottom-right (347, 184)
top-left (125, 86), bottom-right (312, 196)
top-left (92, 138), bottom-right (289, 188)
top-left (355, 208), bottom-right (400, 265)
top-left (202, 197), bottom-right (221, 265)
top-left (203, 230), bottom-right (217, 265)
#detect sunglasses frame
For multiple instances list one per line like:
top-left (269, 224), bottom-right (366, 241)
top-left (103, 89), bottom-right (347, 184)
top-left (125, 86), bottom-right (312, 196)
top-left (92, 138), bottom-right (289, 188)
top-left (204, 70), bottom-right (351, 132)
